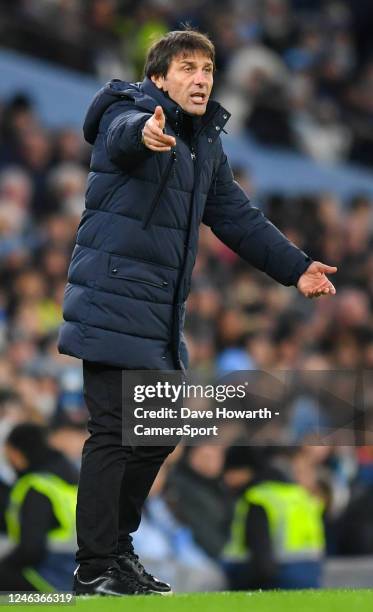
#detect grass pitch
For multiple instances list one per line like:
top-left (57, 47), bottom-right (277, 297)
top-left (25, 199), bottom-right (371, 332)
top-left (4, 590), bottom-right (373, 612)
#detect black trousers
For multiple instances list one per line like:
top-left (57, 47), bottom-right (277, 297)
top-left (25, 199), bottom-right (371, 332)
top-left (76, 361), bottom-right (176, 574)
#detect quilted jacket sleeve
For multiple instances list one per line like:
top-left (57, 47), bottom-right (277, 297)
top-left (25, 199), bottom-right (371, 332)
top-left (105, 103), bottom-right (152, 164)
top-left (202, 148), bottom-right (312, 287)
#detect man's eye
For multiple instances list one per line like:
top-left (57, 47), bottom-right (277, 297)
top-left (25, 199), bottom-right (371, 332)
top-left (184, 66), bottom-right (191, 72)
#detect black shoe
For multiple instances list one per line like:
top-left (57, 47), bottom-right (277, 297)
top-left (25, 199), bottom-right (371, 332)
top-left (73, 565), bottom-right (154, 596)
top-left (118, 551), bottom-right (172, 594)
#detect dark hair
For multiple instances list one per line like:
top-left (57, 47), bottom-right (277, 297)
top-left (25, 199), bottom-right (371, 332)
top-left (144, 29), bottom-right (215, 78)
top-left (7, 423), bottom-right (50, 468)
top-left (223, 445), bottom-right (266, 472)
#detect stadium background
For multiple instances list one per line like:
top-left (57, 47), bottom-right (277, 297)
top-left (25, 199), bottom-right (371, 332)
top-left (0, 0), bottom-right (373, 591)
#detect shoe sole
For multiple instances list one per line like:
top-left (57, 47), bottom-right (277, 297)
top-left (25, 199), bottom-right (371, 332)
top-left (75, 592), bottom-right (160, 597)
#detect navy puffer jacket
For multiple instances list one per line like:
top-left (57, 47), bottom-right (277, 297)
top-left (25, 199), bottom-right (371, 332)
top-left (57, 77), bottom-right (311, 370)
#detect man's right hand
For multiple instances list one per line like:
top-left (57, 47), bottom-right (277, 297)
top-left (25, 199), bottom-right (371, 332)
top-left (142, 106), bottom-right (176, 152)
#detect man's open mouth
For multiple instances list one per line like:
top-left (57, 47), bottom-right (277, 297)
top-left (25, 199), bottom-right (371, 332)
top-left (190, 93), bottom-right (207, 104)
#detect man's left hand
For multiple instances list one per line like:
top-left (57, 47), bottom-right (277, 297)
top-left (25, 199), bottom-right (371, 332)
top-left (297, 261), bottom-right (337, 298)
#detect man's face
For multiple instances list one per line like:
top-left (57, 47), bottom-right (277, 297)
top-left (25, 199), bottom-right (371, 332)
top-left (4, 443), bottom-right (28, 473)
top-left (151, 51), bottom-right (214, 116)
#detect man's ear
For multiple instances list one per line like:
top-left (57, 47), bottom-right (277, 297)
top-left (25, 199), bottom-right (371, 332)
top-left (151, 74), bottom-right (165, 90)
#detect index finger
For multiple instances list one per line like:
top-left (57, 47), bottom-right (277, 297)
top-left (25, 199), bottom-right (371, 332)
top-left (319, 264), bottom-right (338, 274)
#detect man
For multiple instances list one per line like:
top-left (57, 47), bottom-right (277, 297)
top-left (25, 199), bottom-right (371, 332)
top-left (165, 445), bottom-right (230, 559)
top-left (57, 29), bottom-right (337, 596)
top-left (222, 446), bottom-right (325, 590)
top-left (0, 424), bottom-right (78, 591)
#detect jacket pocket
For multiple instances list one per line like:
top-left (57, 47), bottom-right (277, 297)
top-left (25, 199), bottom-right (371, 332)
top-left (108, 254), bottom-right (172, 292)
top-left (142, 150), bottom-right (176, 229)
top-left (109, 272), bottom-right (169, 290)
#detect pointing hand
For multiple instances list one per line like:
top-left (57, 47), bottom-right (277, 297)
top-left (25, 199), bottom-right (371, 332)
top-left (142, 106), bottom-right (176, 152)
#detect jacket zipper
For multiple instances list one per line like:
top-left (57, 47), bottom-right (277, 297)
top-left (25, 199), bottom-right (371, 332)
top-left (111, 274), bottom-right (169, 290)
top-left (142, 150), bottom-right (177, 229)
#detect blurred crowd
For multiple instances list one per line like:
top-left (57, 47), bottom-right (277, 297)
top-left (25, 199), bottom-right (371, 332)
top-left (2, 0), bottom-right (373, 166)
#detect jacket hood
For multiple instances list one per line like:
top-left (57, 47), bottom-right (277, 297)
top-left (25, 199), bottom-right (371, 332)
top-left (83, 79), bottom-right (145, 144)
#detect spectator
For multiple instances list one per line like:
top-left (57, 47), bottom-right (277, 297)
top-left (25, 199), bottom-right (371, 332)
top-left (0, 423), bottom-right (78, 591)
top-left (132, 458), bottom-right (225, 592)
top-left (165, 445), bottom-right (231, 558)
top-left (222, 445), bottom-right (325, 590)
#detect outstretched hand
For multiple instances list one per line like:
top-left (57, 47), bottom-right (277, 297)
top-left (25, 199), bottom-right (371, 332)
top-left (297, 261), bottom-right (337, 298)
top-left (142, 105), bottom-right (176, 152)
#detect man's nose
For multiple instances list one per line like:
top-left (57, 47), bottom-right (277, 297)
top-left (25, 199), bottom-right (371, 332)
top-left (193, 70), bottom-right (209, 86)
